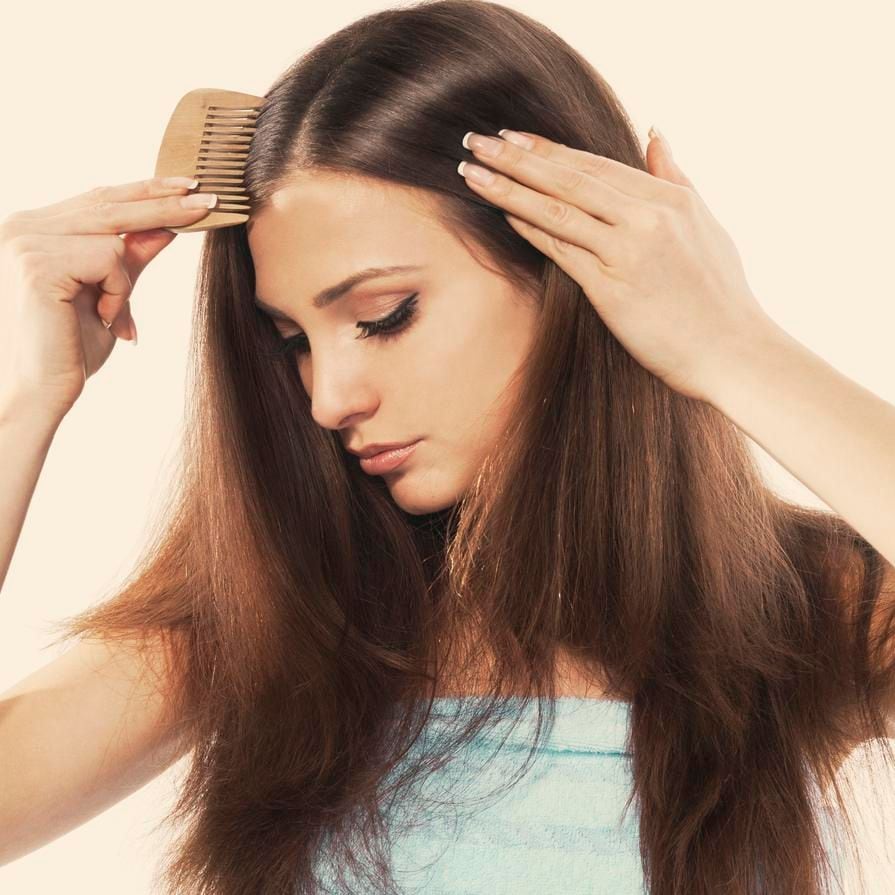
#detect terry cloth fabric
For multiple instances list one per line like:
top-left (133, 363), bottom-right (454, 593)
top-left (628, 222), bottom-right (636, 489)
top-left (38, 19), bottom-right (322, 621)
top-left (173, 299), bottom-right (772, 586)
top-left (313, 695), bottom-right (847, 894)
top-left (384, 696), bottom-right (645, 894)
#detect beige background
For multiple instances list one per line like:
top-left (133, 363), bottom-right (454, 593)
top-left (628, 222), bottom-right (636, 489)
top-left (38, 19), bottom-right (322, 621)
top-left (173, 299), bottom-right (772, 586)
top-left (2, 0), bottom-right (894, 891)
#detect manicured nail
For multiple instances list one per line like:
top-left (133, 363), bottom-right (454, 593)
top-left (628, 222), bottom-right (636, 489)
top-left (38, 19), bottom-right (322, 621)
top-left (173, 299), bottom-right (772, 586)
top-left (498, 129), bottom-right (535, 150)
top-left (163, 176), bottom-right (199, 189)
top-left (649, 126), bottom-right (670, 152)
top-left (457, 161), bottom-right (495, 185)
top-left (180, 193), bottom-right (218, 208)
top-left (464, 133), bottom-right (503, 158)
top-left (128, 320), bottom-right (138, 345)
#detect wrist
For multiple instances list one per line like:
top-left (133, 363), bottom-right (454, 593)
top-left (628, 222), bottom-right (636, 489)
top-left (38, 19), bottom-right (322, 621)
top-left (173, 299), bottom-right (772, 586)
top-left (699, 311), bottom-right (792, 410)
top-left (0, 388), bottom-right (70, 435)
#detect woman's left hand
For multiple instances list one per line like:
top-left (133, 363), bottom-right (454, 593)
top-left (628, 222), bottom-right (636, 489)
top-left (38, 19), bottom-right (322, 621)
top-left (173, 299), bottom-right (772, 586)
top-left (458, 127), bottom-right (779, 404)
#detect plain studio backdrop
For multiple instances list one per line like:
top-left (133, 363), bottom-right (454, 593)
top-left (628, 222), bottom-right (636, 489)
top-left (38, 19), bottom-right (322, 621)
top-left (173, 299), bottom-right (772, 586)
top-left (1, 0), bottom-right (894, 891)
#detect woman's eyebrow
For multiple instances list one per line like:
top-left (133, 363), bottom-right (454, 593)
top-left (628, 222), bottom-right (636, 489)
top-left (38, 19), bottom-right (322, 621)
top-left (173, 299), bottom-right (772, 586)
top-left (253, 264), bottom-right (425, 320)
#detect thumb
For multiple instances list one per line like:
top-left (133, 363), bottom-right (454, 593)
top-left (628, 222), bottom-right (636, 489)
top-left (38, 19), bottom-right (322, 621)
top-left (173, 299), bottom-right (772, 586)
top-left (121, 228), bottom-right (178, 280)
top-left (646, 127), bottom-right (699, 195)
top-left (109, 229), bottom-right (176, 343)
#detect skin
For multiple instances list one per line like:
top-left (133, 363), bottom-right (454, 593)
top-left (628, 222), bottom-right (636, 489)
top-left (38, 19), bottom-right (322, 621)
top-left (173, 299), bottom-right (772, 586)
top-left (246, 170), bottom-right (540, 516)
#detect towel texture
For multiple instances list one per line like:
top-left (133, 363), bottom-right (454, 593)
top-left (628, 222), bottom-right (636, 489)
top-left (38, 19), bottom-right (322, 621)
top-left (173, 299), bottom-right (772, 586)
top-left (386, 696), bottom-right (645, 894)
top-left (313, 696), bottom-right (845, 894)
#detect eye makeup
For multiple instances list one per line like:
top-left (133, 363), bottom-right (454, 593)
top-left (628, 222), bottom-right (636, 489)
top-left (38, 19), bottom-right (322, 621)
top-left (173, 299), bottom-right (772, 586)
top-left (272, 292), bottom-right (421, 359)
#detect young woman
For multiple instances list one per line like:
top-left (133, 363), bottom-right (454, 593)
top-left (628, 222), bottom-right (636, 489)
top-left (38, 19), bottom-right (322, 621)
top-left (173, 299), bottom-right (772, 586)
top-left (2, 1), bottom-right (894, 893)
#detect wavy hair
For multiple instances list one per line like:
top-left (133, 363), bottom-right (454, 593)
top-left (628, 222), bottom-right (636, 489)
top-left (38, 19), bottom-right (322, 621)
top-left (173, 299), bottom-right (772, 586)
top-left (51, 1), bottom-right (895, 892)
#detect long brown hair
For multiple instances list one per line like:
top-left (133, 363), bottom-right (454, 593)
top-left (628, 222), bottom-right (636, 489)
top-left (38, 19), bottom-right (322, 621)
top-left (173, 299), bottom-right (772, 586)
top-left (50, 1), bottom-right (895, 892)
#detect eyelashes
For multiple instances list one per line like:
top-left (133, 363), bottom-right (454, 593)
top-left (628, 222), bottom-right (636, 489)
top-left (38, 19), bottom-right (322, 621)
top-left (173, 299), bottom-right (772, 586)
top-left (272, 292), bottom-right (421, 360)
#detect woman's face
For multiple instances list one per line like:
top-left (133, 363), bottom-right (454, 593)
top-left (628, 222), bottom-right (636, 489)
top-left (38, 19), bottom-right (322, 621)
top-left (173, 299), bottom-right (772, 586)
top-left (246, 171), bottom-right (539, 515)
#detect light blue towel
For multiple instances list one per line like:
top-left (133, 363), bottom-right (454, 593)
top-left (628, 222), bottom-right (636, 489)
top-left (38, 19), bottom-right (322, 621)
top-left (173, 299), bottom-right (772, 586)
top-left (314, 696), bottom-right (846, 894)
top-left (383, 696), bottom-right (646, 895)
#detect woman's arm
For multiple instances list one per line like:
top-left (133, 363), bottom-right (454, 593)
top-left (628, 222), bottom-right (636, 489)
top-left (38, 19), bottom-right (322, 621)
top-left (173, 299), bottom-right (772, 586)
top-left (705, 320), bottom-right (895, 570)
top-left (0, 393), bottom-right (65, 595)
top-left (706, 322), bottom-right (895, 738)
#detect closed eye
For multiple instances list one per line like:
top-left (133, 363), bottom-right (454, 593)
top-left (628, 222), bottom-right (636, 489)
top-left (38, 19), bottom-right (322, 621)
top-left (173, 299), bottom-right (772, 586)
top-left (271, 292), bottom-right (421, 360)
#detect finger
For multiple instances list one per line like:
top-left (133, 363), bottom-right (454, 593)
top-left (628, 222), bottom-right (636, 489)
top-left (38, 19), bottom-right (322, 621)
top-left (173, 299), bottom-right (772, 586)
top-left (463, 132), bottom-right (635, 226)
top-left (116, 297), bottom-right (138, 344)
top-left (19, 191), bottom-right (217, 238)
top-left (485, 130), bottom-right (676, 203)
top-left (503, 212), bottom-right (613, 308)
top-left (121, 227), bottom-right (178, 281)
top-left (458, 160), bottom-right (615, 266)
top-left (79, 239), bottom-right (134, 336)
top-left (646, 132), bottom-right (700, 194)
top-left (111, 230), bottom-right (175, 345)
top-left (97, 261), bottom-right (134, 340)
top-left (34, 234), bottom-right (135, 337)
top-left (112, 229), bottom-right (180, 343)
top-left (11, 176), bottom-right (200, 220)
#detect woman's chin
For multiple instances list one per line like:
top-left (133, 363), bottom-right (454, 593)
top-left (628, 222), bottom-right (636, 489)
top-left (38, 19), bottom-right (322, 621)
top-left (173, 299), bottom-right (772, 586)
top-left (386, 471), bottom-right (461, 516)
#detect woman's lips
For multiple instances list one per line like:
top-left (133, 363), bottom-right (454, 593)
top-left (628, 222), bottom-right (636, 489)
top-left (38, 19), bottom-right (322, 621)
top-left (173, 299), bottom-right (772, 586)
top-left (359, 440), bottom-right (421, 475)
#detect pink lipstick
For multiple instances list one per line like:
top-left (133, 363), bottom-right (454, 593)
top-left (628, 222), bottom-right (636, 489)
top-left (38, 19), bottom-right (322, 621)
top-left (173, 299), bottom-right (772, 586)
top-left (359, 440), bottom-right (420, 475)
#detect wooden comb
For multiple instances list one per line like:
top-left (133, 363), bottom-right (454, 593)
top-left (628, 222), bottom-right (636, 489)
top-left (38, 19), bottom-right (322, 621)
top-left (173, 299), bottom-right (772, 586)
top-left (154, 88), bottom-right (268, 233)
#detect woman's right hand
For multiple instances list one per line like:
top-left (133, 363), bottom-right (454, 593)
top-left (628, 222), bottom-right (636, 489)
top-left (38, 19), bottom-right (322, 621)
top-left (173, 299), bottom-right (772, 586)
top-left (0, 177), bottom-right (218, 421)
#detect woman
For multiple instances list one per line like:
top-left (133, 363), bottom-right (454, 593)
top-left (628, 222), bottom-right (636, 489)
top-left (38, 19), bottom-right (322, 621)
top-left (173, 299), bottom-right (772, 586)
top-left (1, 1), bottom-right (894, 892)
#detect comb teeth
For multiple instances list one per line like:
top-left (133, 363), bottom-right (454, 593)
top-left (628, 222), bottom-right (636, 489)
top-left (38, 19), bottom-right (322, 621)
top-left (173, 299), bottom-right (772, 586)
top-left (154, 89), bottom-right (269, 233)
top-left (196, 105), bottom-right (258, 207)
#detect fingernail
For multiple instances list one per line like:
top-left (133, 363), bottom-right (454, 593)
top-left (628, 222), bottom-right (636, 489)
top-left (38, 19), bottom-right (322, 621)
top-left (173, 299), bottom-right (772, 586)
top-left (498, 129), bottom-right (535, 150)
top-left (649, 126), bottom-right (671, 152)
top-left (128, 320), bottom-right (138, 345)
top-left (457, 161), bottom-right (495, 185)
top-left (180, 193), bottom-right (218, 209)
top-left (163, 176), bottom-right (199, 189)
top-left (101, 317), bottom-right (113, 329)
